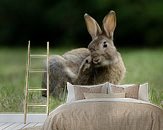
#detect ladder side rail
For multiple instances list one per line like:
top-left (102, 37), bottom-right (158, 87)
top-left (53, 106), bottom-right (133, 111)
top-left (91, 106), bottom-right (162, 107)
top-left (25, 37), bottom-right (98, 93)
top-left (24, 41), bottom-right (31, 124)
top-left (46, 42), bottom-right (50, 115)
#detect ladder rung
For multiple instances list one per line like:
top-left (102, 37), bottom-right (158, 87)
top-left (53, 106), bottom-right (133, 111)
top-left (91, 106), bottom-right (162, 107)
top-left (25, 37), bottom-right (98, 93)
top-left (28, 89), bottom-right (47, 91)
top-left (30, 54), bottom-right (47, 58)
top-left (28, 104), bottom-right (47, 107)
top-left (29, 70), bottom-right (47, 73)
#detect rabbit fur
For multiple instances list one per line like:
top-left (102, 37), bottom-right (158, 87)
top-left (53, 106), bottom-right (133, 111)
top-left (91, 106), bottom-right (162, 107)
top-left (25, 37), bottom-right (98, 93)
top-left (42, 10), bottom-right (126, 97)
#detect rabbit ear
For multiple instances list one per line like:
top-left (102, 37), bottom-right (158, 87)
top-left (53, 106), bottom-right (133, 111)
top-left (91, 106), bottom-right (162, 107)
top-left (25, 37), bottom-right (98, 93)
top-left (103, 10), bottom-right (116, 40)
top-left (84, 13), bottom-right (102, 39)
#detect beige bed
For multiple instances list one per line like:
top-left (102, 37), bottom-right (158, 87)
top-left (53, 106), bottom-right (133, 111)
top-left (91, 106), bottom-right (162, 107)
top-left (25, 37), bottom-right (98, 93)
top-left (42, 98), bottom-right (163, 130)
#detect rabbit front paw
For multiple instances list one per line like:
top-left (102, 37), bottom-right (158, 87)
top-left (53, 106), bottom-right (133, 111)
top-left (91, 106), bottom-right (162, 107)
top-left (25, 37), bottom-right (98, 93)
top-left (80, 56), bottom-right (92, 73)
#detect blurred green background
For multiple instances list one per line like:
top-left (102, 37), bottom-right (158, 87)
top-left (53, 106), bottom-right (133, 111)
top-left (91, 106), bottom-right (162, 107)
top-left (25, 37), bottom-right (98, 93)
top-left (0, 0), bottom-right (163, 47)
top-left (0, 0), bottom-right (163, 112)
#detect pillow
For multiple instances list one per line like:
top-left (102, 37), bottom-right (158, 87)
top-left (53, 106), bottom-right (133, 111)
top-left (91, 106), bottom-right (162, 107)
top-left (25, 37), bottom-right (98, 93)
top-left (84, 92), bottom-right (125, 99)
top-left (66, 82), bottom-right (108, 103)
top-left (108, 82), bottom-right (149, 101)
top-left (109, 83), bottom-right (140, 99)
top-left (138, 83), bottom-right (149, 102)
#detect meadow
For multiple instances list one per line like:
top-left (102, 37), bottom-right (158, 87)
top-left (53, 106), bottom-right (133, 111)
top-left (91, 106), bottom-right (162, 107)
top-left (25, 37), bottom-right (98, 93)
top-left (0, 46), bottom-right (163, 112)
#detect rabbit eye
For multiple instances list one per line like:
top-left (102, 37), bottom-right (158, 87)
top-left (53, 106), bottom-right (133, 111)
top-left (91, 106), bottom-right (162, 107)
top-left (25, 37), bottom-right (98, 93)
top-left (103, 41), bottom-right (107, 48)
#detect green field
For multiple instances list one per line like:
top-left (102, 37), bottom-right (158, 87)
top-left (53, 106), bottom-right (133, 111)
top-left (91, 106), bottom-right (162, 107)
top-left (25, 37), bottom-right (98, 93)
top-left (0, 47), bottom-right (163, 112)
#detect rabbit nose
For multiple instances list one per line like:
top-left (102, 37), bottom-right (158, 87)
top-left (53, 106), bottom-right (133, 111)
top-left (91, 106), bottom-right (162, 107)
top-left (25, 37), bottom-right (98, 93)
top-left (93, 58), bottom-right (101, 64)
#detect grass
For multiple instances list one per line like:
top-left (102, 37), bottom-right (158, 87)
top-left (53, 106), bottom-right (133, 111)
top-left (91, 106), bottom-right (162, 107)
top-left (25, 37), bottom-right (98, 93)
top-left (0, 47), bottom-right (163, 112)
top-left (0, 47), bottom-right (67, 113)
top-left (121, 48), bottom-right (163, 105)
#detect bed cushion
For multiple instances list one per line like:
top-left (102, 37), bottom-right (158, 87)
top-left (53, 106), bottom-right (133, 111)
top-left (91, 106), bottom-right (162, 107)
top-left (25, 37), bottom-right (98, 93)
top-left (109, 84), bottom-right (140, 99)
top-left (66, 82), bottom-right (108, 103)
top-left (108, 82), bottom-right (149, 101)
top-left (84, 92), bottom-right (125, 99)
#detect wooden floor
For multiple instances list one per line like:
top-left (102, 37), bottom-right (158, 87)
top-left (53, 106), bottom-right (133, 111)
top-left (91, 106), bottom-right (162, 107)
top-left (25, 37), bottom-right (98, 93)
top-left (0, 114), bottom-right (47, 130)
top-left (0, 122), bottom-right (43, 130)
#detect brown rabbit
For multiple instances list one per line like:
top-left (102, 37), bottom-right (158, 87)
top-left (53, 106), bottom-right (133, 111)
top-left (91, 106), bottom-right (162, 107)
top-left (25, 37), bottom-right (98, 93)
top-left (42, 10), bottom-right (126, 97)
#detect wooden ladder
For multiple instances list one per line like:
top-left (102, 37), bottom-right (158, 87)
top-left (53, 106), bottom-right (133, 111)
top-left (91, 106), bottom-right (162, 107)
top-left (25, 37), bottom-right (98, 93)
top-left (24, 41), bottom-right (49, 124)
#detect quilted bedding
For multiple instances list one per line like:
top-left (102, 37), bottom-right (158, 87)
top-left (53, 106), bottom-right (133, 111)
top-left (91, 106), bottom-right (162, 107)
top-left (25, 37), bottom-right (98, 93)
top-left (43, 98), bottom-right (163, 130)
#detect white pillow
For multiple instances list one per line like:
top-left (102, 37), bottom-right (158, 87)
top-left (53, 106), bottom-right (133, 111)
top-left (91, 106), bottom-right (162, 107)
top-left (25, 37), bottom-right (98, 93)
top-left (108, 82), bottom-right (149, 102)
top-left (138, 83), bottom-right (149, 102)
top-left (66, 82), bottom-right (75, 103)
top-left (66, 82), bottom-right (108, 103)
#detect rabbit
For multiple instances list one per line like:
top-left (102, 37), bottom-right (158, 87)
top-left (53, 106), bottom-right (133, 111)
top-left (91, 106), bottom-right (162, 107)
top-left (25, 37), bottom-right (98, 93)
top-left (42, 10), bottom-right (126, 97)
